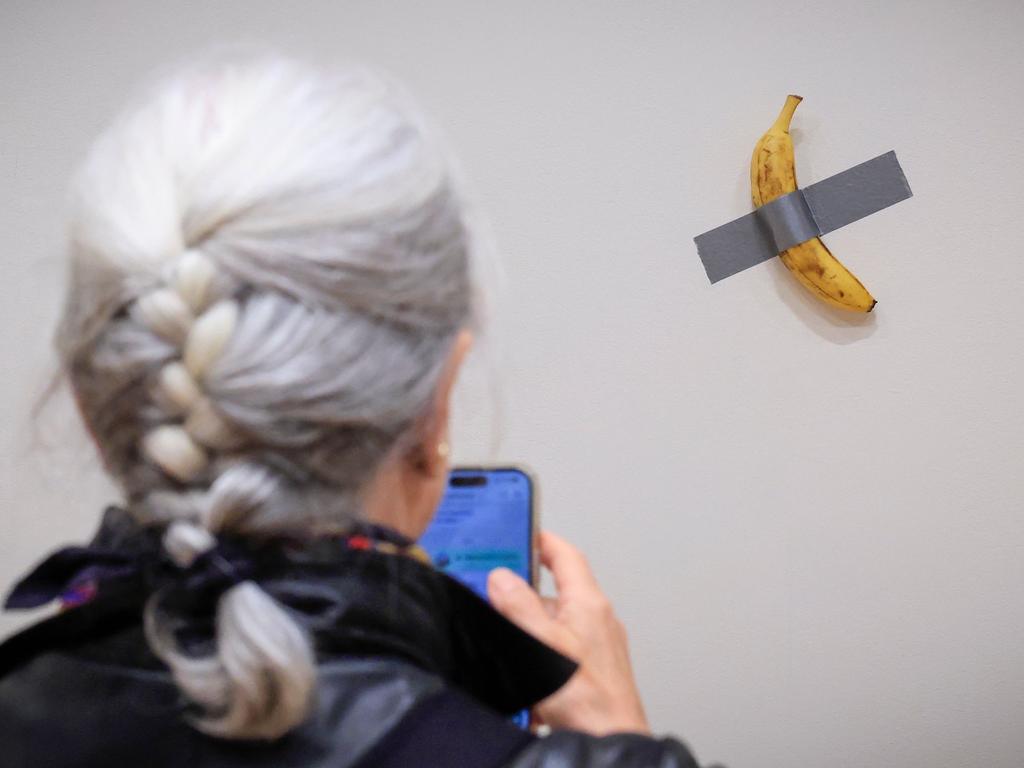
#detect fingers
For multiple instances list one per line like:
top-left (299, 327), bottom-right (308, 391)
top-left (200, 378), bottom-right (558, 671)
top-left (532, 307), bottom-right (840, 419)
top-left (487, 567), bottom-right (567, 653)
top-left (538, 529), bottom-right (601, 599)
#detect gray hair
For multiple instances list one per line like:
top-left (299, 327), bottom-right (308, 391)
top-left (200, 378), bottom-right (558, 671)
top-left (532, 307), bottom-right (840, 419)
top-left (56, 44), bottom-right (482, 740)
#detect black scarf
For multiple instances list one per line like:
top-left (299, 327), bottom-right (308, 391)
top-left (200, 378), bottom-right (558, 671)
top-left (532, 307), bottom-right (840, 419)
top-left (0, 507), bottom-right (578, 716)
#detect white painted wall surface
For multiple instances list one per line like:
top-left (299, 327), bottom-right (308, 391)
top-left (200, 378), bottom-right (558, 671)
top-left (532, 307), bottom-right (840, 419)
top-left (2, 2), bottom-right (1022, 766)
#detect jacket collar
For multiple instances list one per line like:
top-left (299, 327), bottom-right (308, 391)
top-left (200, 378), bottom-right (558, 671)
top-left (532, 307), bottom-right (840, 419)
top-left (0, 507), bottom-right (578, 716)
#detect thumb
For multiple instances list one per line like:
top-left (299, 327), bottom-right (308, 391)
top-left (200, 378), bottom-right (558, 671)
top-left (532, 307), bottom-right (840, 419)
top-left (487, 567), bottom-right (562, 649)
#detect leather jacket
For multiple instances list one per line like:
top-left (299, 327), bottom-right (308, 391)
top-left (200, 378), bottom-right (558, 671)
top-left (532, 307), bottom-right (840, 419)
top-left (0, 508), bottom-right (707, 767)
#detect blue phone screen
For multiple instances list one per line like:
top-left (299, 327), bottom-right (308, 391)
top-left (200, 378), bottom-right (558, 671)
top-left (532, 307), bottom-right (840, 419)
top-left (418, 467), bottom-right (533, 728)
top-left (419, 468), bottom-right (532, 597)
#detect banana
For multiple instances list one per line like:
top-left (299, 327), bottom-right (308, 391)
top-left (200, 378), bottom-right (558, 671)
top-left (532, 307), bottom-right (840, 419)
top-left (751, 95), bottom-right (876, 312)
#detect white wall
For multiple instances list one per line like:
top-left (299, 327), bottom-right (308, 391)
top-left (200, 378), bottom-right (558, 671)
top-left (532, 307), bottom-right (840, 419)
top-left (2, 2), bottom-right (1022, 766)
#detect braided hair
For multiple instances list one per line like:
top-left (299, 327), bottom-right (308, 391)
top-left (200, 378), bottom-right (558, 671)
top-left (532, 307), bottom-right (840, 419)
top-left (55, 43), bottom-right (482, 739)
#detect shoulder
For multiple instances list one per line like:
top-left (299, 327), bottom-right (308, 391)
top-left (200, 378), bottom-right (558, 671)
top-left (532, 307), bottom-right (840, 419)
top-left (311, 654), bottom-right (449, 747)
top-left (0, 648), bottom-right (449, 768)
top-left (0, 642), bottom-right (711, 768)
top-left (347, 678), bottom-right (711, 768)
top-left (504, 728), bottom-right (707, 768)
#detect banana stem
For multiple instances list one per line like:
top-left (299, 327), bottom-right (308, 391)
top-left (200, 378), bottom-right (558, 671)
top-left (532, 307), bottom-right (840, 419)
top-left (771, 94), bottom-right (803, 133)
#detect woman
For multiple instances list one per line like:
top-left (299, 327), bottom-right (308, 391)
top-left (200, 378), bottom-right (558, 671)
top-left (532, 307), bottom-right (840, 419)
top-left (0, 46), bottom-right (707, 767)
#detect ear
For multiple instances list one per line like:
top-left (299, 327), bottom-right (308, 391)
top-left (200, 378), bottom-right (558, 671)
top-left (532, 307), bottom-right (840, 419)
top-left (409, 327), bottom-right (474, 475)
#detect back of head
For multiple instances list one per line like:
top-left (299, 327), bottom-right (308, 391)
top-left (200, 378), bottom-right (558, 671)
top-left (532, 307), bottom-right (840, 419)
top-left (56, 44), bottom-right (478, 740)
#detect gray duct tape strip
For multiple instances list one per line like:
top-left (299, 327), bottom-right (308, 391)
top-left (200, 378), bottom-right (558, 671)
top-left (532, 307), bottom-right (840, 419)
top-left (695, 150), bottom-right (912, 284)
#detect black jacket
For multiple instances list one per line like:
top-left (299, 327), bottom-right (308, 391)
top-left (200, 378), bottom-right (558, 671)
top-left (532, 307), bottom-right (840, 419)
top-left (0, 509), bottom-right (706, 767)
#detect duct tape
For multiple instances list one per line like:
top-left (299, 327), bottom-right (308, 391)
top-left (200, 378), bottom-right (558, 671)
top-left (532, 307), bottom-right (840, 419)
top-left (694, 150), bottom-right (912, 284)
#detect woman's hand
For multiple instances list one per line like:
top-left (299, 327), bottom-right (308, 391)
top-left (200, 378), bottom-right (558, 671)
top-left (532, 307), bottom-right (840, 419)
top-left (486, 529), bottom-right (651, 737)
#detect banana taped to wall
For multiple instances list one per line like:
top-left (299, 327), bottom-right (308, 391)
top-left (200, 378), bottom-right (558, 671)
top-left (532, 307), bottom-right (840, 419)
top-left (694, 95), bottom-right (913, 312)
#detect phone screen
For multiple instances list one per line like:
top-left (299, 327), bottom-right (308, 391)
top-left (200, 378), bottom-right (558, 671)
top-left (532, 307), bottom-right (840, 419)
top-left (419, 467), bottom-right (533, 598)
top-left (418, 466), bottom-right (534, 728)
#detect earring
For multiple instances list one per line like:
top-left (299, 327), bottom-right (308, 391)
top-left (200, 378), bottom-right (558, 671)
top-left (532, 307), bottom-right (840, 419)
top-left (436, 440), bottom-right (450, 458)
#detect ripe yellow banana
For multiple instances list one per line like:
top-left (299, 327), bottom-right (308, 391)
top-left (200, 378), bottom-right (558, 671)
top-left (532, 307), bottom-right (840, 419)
top-left (751, 95), bottom-right (876, 312)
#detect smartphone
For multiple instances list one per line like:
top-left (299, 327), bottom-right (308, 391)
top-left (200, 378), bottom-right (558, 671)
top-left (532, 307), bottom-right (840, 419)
top-left (418, 465), bottom-right (537, 728)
